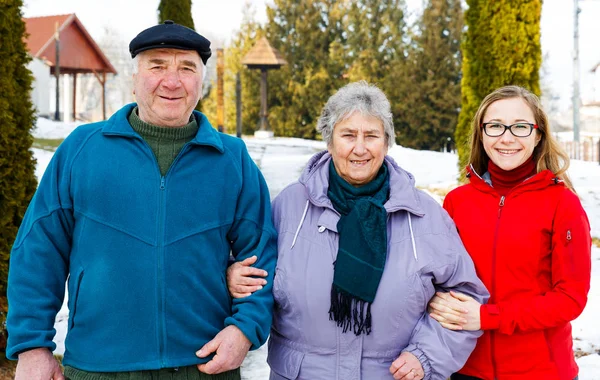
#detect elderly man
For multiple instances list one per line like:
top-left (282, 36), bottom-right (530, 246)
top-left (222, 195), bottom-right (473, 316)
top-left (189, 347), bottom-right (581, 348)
top-left (6, 21), bottom-right (276, 380)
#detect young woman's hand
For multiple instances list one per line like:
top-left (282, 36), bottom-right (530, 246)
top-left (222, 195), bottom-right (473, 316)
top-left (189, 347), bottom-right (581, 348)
top-left (428, 291), bottom-right (481, 331)
top-left (226, 255), bottom-right (268, 298)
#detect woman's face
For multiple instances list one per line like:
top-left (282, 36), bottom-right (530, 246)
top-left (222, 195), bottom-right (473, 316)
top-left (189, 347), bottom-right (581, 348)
top-left (328, 112), bottom-right (388, 186)
top-left (482, 97), bottom-right (540, 171)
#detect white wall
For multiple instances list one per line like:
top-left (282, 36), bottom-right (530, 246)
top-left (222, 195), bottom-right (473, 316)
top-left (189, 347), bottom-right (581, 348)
top-left (27, 57), bottom-right (51, 116)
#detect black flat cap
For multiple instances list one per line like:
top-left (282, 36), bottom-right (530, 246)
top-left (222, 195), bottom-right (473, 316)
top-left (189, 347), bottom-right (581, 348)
top-left (129, 20), bottom-right (212, 65)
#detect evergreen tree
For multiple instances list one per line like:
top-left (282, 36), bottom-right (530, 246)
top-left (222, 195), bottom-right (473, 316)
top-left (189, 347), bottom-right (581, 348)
top-left (345, 0), bottom-right (407, 87)
top-left (158, 0), bottom-right (195, 29)
top-left (393, 0), bottom-right (463, 151)
top-left (202, 4), bottom-right (263, 135)
top-left (0, 0), bottom-right (37, 343)
top-left (265, 0), bottom-right (348, 139)
top-left (455, 0), bottom-right (542, 171)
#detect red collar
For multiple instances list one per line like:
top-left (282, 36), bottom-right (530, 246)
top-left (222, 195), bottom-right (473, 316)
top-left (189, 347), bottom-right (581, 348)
top-left (465, 164), bottom-right (561, 196)
top-left (487, 158), bottom-right (537, 196)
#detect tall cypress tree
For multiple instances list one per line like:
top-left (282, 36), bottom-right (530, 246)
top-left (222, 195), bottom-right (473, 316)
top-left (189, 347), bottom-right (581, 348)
top-left (393, 0), bottom-right (463, 151)
top-left (455, 0), bottom-right (542, 172)
top-left (158, 0), bottom-right (195, 29)
top-left (0, 0), bottom-right (37, 344)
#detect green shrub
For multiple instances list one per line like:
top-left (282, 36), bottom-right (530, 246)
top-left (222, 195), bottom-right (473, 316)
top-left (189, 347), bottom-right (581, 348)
top-left (0, 0), bottom-right (38, 351)
top-left (455, 0), bottom-right (542, 176)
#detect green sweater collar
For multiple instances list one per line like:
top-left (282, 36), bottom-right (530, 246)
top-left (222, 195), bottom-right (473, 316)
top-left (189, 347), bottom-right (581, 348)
top-left (128, 107), bottom-right (198, 140)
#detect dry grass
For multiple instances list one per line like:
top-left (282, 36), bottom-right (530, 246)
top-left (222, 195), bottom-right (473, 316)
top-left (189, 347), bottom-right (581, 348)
top-left (0, 359), bottom-right (16, 379)
top-left (32, 138), bottom-right (64, 151)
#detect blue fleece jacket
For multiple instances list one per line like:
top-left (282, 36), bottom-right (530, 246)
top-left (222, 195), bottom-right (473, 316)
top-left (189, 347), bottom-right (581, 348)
top-left (6, 104), bottom-right (277, 371)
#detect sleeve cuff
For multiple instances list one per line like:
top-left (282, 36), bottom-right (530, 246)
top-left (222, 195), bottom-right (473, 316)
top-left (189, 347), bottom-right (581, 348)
top-left (403, 344), bottom-right (433, 380)
top-left (224, 317), bottom-right (261, 350)
top-left (480, 303), bottom-right (500, 330)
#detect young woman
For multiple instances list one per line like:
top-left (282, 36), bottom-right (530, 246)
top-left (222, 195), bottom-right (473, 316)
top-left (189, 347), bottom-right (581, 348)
top-left (428, 85), bottom-right (592, 380)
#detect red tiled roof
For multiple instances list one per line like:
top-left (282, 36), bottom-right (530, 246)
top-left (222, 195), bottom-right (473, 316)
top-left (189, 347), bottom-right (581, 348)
top-left (23, 14), bottom-right (116, 74)
top-left (23, 14), bottom-right (72, 57)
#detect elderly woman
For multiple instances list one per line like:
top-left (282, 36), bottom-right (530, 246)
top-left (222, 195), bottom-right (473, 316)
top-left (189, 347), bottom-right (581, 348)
top-left (229, 81), bottom-right (489, 380)
top-left (428, 86), bottom-right (591, 380)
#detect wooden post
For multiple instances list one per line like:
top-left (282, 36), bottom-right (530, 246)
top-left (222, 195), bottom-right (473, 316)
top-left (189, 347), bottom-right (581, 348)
top-left (102, 72), bottom-right (106, 120)
top-left (236, 72), bottom-right (242, 138)
top-left (217, 49), bottom-right (225, 132)
top-left (54, 22), bottom-right (61, 121)
top-left (72, 73), bottom-right (77, 120)
top-left (259, 69), bottom-right (268, 131)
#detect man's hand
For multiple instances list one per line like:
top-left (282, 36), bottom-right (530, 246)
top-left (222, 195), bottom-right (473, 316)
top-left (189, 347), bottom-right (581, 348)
top-left (15, 348), bottom-right (64, 380)
top-left (226, 255), bottom-right (268, 298)
top-left (196, 325), bottom-right (252, 374)
top-left (389, 351), bottom-right (425, 380)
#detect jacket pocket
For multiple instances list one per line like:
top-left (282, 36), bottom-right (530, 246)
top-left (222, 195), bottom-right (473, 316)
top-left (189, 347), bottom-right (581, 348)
top-left (69, 269), bottom-right (84, 330)
top-left (273, 267), bottom-right (289, 310)
top-left (267, 340), bottom-right (305, 379)
top-left (219, 271), bottom-right (233, 309)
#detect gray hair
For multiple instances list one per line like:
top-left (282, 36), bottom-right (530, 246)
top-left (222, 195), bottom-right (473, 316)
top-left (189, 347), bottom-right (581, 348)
top-left (316, 81), bottom-right (394, 148)
top-left (132, 54), bottom-right (207, 81)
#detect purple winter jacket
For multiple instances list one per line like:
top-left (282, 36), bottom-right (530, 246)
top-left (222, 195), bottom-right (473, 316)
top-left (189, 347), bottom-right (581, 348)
top-left (267, 151), bottom-right (489, 380)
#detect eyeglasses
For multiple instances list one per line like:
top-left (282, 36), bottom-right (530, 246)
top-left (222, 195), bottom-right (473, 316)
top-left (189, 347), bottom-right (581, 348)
top-left (481, 122), bottom-right (538, 137)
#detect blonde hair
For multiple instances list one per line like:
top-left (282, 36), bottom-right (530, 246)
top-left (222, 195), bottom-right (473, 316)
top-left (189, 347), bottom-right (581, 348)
top-left (467, 85), bottom-right (573, 190)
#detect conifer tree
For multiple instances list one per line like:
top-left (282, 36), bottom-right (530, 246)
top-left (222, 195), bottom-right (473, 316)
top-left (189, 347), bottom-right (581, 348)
top-left (265, 0), bottom-right (348, 139)
top-left (0, 0), bottom-right (37, 340)
top-left (393, 0), bottom-right (463, 150)
top-left (202, 4), bottom-right (263, 135)
top-left (158, 0), bottom-right (195, 29)
top-left (345, 0), bottom-right (407, 87)
top-left (455, 0), bottom-right (542, 172)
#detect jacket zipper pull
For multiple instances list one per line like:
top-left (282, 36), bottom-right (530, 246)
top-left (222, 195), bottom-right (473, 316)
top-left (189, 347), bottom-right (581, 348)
top-left (160, 177), bottom-right (165, 190)
top-left (497, 196), bottom-right (505, 218)
top-left (566, 230), bottom-right (572, 243)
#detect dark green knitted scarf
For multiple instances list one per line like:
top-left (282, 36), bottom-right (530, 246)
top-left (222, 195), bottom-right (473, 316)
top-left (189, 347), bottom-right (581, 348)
top-left (327, 159), bottom-right (389, 335)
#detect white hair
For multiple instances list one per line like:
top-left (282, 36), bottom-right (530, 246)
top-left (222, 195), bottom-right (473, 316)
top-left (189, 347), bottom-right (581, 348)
top-left (316, 81), bottom-right (395, 148)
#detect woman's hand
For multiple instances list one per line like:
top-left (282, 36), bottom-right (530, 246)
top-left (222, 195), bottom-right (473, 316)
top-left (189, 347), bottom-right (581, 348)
top-left (428, 291), bottom-right (481, 331)
top-left (226, 255), bottom-right (268, 298)
top-left (389, 351), bottom-right (424, 380)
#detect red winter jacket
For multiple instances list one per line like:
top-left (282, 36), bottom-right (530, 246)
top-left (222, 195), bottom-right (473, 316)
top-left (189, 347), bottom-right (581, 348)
top-left (443, 166), bottom-right (591, 380)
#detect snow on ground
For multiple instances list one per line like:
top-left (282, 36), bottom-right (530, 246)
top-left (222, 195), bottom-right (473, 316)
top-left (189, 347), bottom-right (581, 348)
top-left (26, 126), bottom-right (600, 378)
top-left (32, 117), bottom-right (82, 139)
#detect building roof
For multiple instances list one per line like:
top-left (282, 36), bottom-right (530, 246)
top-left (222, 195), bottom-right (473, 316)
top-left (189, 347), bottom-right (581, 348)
top-left (23, 14), bottom-right (116, 74)
top-left (242, 37), bottom-right (287, 68)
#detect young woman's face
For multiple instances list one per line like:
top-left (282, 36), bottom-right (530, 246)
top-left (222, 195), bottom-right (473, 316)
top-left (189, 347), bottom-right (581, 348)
top-left (482, 97), bottom-right (540, 171)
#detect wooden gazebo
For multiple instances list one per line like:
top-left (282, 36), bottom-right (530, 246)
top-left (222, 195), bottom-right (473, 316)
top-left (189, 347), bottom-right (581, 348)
top-left (23, 14), bottom-right (117, 120)
top-left (242, 37), bottom-right (287, 137)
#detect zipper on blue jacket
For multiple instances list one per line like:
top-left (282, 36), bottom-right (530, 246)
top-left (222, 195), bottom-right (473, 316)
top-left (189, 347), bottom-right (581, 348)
top-left (132, 134), bottom-right (180, 366)
top-left (156, 144), bottom-right (191, 366)
top-left (157, 175), bottom-right (167, 366)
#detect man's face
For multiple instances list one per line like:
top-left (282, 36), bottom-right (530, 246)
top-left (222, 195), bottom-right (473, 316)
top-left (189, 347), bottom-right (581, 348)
top-left (133, 48), bottom-right (203, 127)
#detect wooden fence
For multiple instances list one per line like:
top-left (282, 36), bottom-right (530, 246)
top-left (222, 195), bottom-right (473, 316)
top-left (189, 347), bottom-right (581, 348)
top-left (559, 139), bottom-right (600, 162)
